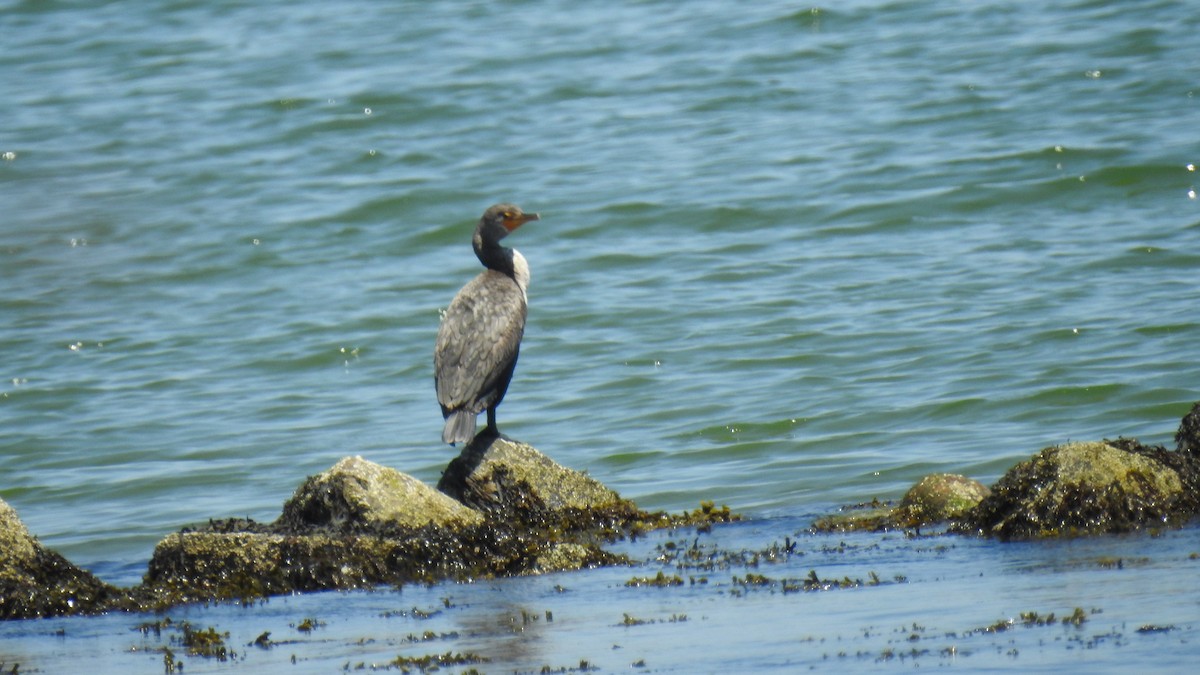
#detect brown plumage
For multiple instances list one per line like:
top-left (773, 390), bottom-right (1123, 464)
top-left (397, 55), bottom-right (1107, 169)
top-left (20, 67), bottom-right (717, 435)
top-left (434, 203), bottom-right (538, 445)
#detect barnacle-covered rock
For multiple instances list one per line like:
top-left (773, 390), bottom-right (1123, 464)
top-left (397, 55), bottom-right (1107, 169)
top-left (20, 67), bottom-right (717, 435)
top-left (275, 455), bottom-right (483, 533)
top-left (133, 450), bottom-right (640, 608)
top-left (957, 441), bottom-right (1189, 540)
top-left (811, 474), bottom-right (990, 533)
top-left (438, 436), bottom-right (641, 529)
top-left (0, 498), bottom-right (118, 619)
top-left (894, 473), bottom-right (991, 527)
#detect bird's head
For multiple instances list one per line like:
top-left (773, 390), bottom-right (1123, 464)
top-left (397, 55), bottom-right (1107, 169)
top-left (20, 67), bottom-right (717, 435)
top-left (479, 203), bottom-right (539, 241)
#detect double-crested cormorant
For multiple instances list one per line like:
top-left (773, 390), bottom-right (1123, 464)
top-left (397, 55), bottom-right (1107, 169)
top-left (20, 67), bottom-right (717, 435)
top-left (434, 203), bottom-right (539, 445)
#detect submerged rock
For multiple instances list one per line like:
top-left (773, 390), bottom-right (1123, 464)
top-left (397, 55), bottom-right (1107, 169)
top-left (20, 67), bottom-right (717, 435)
top-left (809, 499), bottom-right (895, 533)
top-left (438, 436), bottom-right (641, 529)
top-left (0, 497), bottom-right (118, 619)
top-left (957, 441), bottom-right (1191, 540)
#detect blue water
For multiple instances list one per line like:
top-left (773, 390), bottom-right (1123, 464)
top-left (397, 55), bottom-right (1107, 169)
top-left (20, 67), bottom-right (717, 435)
top-left (2, 0), bottom-right (1199, 670)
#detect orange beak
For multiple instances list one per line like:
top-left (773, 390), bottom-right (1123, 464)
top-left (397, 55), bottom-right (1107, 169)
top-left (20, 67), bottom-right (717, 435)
top-left (503, 212), bottom-right (539, 232)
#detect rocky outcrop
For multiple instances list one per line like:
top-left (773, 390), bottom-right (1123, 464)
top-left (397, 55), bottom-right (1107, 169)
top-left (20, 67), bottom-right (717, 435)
top-left (814, 403), bottom-right (1200, 538)
top-left (0, 498), bottom-right (118, 619)
top-left (276, 455), bottom-right (484, 533)
top-left (438, 436), bottom-right (641, 529)
top-left (3, 439), bottom-right (739, 619)
top-left (11, 402), bottom-right (1198, 619)
top-left (958, 439), bottom-right (1199, 540)
top-left (137, 524), bottom-right (613, 609)
top-left (137, 451), bottom-right (635, 607)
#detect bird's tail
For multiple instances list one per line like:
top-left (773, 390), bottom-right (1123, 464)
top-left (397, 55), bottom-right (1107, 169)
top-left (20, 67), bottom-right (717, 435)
top-left (442, 411), bottom-right (477, 446)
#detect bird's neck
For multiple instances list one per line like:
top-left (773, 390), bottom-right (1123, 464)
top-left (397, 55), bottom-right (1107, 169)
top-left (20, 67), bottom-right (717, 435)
top-left (510, 249), bottom-right (530, 299)
top-left (473, 236), bottom-right (529, 295)
top-left (473, 233), bottom-right (512, 273)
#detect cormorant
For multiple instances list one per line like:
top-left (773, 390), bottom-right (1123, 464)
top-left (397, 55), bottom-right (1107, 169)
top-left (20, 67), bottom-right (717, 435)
top-left (434, 203), bottom-right (538, 445)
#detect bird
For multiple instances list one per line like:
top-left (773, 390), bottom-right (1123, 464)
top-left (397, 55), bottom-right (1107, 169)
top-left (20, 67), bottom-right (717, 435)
top-left (434, 203), bottom-right (539, 445)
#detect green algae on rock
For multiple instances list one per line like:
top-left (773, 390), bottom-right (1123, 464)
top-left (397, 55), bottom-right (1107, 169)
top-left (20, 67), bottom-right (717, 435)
top-left (137, 519), bottom-right (628, 609)
top-left (531, 542), bottom-right (619, 575)
top-left (894, 473), bottom-right (991, 527)
top-left (3, 445), bottom-right (740, 618)
top-left (809, 498), bottom-right (896, 533)
top-left (275, 455), bottom-right (484, 533)
top-left (140, 530), bottom-right (394, 606)
top-left (437, 436), bottom-right (641, 529)
top-left (811, 474), bottom-right (991, 533)
top-left (137, 454), bottom-right (632, 607)
top-left (0, 497), bottom-right (119, 619)
top-left (958, 440), bottom-right (1191, 540)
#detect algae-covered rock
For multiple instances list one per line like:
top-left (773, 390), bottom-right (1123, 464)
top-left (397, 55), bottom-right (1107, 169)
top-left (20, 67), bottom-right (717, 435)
top-left (1, 497), bottom-right (118, 619)
top-left (809, 499), bottom-right (895, 533)
top-left (894, 473), bottom-right (991, 527)
top-left (7, 442), bottom-right (731, 616)
top-left (1176, 401), bottom-right (1200, 455)
top-left (438, 437), bottom-right (640, 528)
top-left (0, 499), bottom-right (37, 564)
top-left (531, 542), bottom-right (615, 574)
top-left (140, 530), bottom-right (438, 605)
top-left (959, 441), bottom-right (1188, 540)
top-left (139, 518), bottom-right (625, 605)
top-left (811, 474), bottom-right (990, 533)
top-left (275, 455), bottom-right (483, 533)
top-left (135, 450), bottom-right (642, 606)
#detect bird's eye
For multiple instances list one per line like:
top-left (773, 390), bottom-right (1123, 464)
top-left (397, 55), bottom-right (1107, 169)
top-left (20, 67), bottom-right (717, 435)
top-left (502, 211), bottom-right (512, 219)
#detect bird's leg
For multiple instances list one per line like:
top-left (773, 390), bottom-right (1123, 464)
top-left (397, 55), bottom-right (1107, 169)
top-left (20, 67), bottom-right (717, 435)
top-left (485, 407), bottom-right (499, 437)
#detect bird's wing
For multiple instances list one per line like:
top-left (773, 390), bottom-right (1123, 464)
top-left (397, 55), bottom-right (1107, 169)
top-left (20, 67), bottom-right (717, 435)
top-left (434, 271), bottom-right (527, 413)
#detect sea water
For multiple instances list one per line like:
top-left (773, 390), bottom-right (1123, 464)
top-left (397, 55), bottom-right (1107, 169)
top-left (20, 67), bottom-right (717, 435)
top-left (2, 1), bottom-right (1198, 671)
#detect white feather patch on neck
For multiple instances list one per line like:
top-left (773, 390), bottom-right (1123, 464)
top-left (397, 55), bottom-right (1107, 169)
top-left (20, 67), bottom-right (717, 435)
top-left (511, 249), bottom-right (530, 301)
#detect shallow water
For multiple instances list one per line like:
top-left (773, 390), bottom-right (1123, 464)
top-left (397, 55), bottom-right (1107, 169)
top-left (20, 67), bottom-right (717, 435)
top-left (2, 0), bottom-right (1199, 670)
top-left (4, 518), bottom-right (1199, 673)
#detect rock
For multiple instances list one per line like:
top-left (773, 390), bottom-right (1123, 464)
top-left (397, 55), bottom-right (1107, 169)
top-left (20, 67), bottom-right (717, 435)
top-left (1175, 401), bottom-right (1200, 454)
top-left (809, 499), bottom-right (895, 533)
top-left (274, 455), bottom-right (483, 533)
top-left (957, 441), bottom-right (1189, 540)
top-left (437, 436), bottom-right (640, 528)
top-left (6, 445), bottom-right (734, 615)
top-left (139, 530), bottom-right (443, 606)
top-left (139, 518), bottom-right (624, 605)
top-left (1, 497), bottom-right (118, 619)
top-left (0, 499), bottom-right (37, 564)
top-left (136, 450), bottom-right (647, 606)
top-left (893, 473), bottom-right (991, 527)
top-left (531, 542), bottom-right (615, 574)
top-left (811, 474), bottom-right (990, 533)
